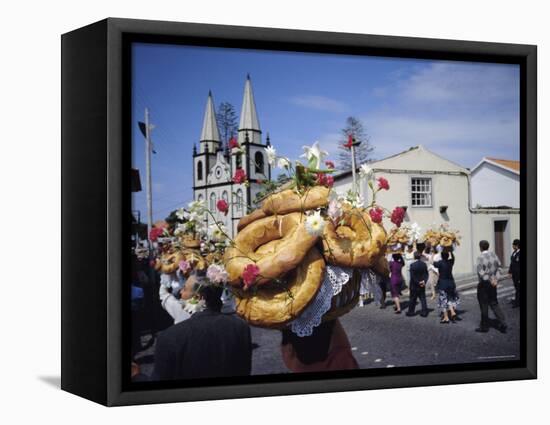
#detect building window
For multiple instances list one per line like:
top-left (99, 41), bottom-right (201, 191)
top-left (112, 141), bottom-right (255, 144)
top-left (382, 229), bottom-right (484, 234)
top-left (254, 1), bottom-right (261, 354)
top-left (236, 189), bottom-right (243, 212)
top-left (210, 192), bottom-right (217, 211)
top-left (222, 190), bottom-right (229, 204)
top-left (411, 177), bottom-right (432, 207)
top-left (235, 153), bottom-right (242, 170)
top-left (255, 151), bottom-right (264, 175)
top-left (197, 160), bottom-right (203, 180)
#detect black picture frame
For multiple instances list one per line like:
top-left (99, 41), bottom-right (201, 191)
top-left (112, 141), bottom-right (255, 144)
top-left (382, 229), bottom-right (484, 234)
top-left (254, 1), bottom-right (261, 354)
top-left (61, 17), bottom-right (537, 406)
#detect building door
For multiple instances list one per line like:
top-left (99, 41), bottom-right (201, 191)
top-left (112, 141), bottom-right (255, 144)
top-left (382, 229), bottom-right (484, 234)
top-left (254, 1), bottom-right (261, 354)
top-left (494, 220), bottom-right (507, 264)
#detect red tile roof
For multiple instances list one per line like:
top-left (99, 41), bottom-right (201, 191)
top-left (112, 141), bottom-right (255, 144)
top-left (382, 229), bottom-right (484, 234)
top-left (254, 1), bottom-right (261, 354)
top-left (486, 157), bottom-right (520, 173)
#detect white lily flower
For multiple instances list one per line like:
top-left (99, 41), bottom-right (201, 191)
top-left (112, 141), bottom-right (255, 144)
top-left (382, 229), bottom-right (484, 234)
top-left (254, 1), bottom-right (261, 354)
top-left (277, 157), bottom-right (291, 169)
top-left (188, 199), bottom-right (206, 215)
top-left (174, 223), bottom-right (186, 236)
top-left (305, 210), bottom-right (326, 237)
top-left (300, 141), bottom-right (328, 170)
top-left (265, 146), bottom-right (277, 165)
top-left (175, 207), bottom-right (186, 220)
top-left (359, 163), bottom-right (374, 180)
top-left (209, 223), bottom-right (227, 242)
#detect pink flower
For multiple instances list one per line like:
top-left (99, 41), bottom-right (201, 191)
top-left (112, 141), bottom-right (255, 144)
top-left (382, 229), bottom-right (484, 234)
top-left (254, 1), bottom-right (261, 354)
top-left (233, 168), bottom-right (247, 184)
top-left (242, 264), bottom-right (260, 288)
top-left (391, 207), bottom-right (406, 227)
top-left (149, 227), bottom-right (164, 242)
top-left (369, 207), bottom-right (384, 224)
top-left (327, 199), bottom-right (343, 224)
top-left (325, 160), bottom-right (335, 169)
top-left (206, 264), bottom-right (228, 284)
top-left (228, 137), bottom-right (239, 149)
top-left (179, 260), bottom-right (191, 274)
top-left (216, 199), bottom-right (229, 215)
top-left (325, 174), bottom-right (334, 188)
top-left (377, 177), bottom-right (390, 191)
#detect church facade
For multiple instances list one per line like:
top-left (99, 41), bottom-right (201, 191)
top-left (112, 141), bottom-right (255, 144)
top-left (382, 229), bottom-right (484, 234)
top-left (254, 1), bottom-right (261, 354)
top-left (192, 76), bottom-right (272, 238)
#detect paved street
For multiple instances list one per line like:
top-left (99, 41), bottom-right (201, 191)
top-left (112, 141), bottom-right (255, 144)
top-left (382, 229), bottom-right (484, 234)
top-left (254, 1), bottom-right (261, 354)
top-left (134, 277), bottom-right (520, 378)
top-left (250, 277), bottom-right (520, 375)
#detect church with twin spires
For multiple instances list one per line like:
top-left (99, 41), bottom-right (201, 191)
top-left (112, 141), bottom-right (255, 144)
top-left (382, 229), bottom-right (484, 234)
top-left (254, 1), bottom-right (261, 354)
top-left (192, 75), bottom-right (272, 238)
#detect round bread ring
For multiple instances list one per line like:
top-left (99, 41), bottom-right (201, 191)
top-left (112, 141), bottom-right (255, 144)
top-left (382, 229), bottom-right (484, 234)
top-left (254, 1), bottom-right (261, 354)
top-left (224, 212), bottom-right (319, 287)
top-left (322, 206), bottom-right (387, 268)
top-left (233, 246), bottom-right (325, 328)
top-left (261, 186), bottom-right (330, 216)
top-left (156, 250), bottom-right (184, 274)
top-left (237, 208), bottom-right (267, 232)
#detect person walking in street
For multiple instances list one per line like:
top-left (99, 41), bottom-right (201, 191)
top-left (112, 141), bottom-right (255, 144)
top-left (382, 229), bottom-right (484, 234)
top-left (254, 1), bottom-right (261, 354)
top-left (406, 251), bottom-right (429, 317)
top-left (389, 253), bottom-right (405, 314)
top-left (508, 239), bottom-right (520, 308)
top-left (475, 240), bottom-right (507, 333)
top-left (434, 250), bottom-right (460, 324)
top-left (423, 245), bottom-right (439, 300)
top-left (152, 285), bottom-right (252, 380)
top-left (403, 244), bottom-right (415, 288)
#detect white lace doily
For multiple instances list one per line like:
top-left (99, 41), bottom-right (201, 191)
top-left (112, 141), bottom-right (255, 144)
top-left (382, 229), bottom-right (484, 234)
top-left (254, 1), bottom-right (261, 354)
top-left (289, 265), bottom-right (352, 337)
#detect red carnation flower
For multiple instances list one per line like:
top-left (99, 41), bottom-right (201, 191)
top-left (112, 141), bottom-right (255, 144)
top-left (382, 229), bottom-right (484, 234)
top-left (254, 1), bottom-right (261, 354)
top-left (325, 160), bottom-right (335, 169)
top-left (233, 168), bottom-right (247, 184)
top-left (377, 177), bottom-right (390, 191)
top-left (216, 199), bottom-right (229, 215)
top-left (242, 264), bottom-right (260, 289)
top-left (390, 207), bottom-right (406, 227)
top-left (344, 134), bottom-right (354, 149)
top-left (369, 207), bottom-right (384, 224)
top-left (316, 173), bottom-right (334, 188)
top-left (228, 137), bottom-right (239, 149)
top-left (149, 227), bottom-right (164, 242)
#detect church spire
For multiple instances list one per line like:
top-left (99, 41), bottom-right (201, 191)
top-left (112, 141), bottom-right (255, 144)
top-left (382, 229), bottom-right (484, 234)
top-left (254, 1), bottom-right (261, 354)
top-left (238, 75), bottom-right (261, 139)
top-left (200, 91), bottom-right (221, 143)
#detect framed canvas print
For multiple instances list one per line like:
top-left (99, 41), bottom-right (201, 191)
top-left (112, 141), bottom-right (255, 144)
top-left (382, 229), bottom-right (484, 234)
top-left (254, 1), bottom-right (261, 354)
top-left (61, 18), bottom-right (537, 406)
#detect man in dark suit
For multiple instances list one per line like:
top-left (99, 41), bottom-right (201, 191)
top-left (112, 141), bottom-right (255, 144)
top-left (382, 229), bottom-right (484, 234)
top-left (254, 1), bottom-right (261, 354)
top-left (152, 285), bottom-right (252, 381)
top-left (406, 251), bottom-right (429, 317)
top-left (508, 239), bottom-right (520, 308)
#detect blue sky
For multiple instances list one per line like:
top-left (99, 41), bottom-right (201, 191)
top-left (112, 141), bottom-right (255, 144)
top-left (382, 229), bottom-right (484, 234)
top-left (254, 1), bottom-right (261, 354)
top-left (131, 43), bottom-right (519, 221)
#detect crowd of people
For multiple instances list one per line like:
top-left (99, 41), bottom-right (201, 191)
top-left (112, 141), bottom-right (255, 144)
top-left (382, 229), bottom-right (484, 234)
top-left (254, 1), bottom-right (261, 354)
top-left (130, 238), bottom-right (520, 381)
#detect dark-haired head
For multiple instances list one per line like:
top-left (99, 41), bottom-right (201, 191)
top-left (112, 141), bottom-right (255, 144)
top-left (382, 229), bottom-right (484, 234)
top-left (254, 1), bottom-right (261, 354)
top-left (479, 240), bottom-right (490, 252)
top-left (513, 239), bottom-right (520, 248)
top-left (281, 320), bottom-right (335, 365)
top-left (198, 285), bottom-right (223, 311)
top-left (414, 251), bottom-right (422, 260)
top-left (441, 251), bottom-right (450, 260)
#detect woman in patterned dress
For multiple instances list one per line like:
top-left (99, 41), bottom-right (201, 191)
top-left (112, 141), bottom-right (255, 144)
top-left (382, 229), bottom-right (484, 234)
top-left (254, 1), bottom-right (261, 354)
top-left (433, 251), bottom-right (460, 323)
top-left (389, 253), bottom-right (405, 314)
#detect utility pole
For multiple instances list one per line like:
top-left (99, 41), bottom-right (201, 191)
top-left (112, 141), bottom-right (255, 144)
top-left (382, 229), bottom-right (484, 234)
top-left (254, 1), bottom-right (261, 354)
top-left (350, 138), bottom-right (361, 194)
top-left (144, 108), bottom-right (154, 243)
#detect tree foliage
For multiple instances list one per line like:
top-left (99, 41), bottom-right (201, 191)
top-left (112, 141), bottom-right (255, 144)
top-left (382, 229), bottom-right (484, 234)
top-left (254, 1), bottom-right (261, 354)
top-left (216, 102), bottom-right (238, 148)
top-left (337, 116), bottom-right (375, 170)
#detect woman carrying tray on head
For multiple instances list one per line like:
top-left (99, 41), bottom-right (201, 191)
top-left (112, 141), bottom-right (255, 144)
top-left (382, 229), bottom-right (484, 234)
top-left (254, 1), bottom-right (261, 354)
top-left (389, 253), bottom-right (405, 314)
top-left (434, 250), bottom-right (461, 323)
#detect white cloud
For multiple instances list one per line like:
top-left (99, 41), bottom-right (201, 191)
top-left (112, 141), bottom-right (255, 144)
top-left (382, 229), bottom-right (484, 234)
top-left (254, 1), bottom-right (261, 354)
top-left (289, 95), bottom-right (348, 113)
top-left (364, 62), bottom-right (520, 167)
